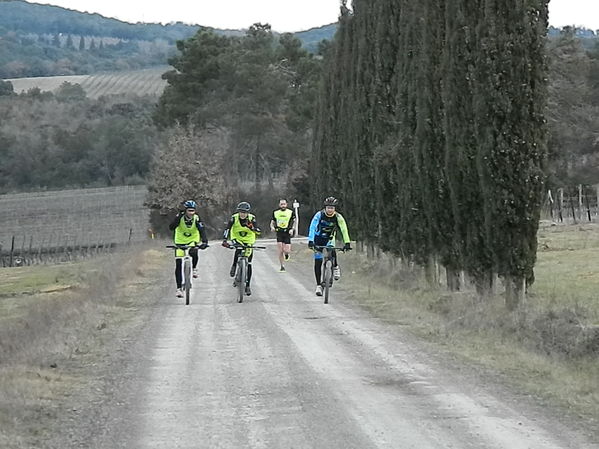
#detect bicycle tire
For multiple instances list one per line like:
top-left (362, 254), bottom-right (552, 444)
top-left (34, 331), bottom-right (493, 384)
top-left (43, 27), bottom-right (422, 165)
top-left (237, 258), bottom-right (246, 303)
top-left (183, 259), bottom-right (191, 305)
top-left (323, 259), bottom-right (332, 304)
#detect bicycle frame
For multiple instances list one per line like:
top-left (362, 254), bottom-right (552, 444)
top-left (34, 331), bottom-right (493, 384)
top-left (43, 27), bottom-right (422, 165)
top-left (226, 242), bottom-right (266, 303)
top-left (314, 245), bottom-right (347, 304)
top-left (167, 244), bottom-right (195, 305)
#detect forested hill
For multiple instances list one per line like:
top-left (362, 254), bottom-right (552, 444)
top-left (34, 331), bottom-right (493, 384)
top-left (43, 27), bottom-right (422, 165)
top-left (0, 1), bottom-right (337, 78)
top-left (0, 1), bottom-right (199, 42)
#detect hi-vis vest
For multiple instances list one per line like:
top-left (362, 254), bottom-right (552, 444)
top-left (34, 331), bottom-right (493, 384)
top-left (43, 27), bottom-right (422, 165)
top-left (174, 215), bottom-right (200, 245)
top-left (230, 213), bottom-right (257, 244)
top-left (273, 209), bottom-right (293, 230)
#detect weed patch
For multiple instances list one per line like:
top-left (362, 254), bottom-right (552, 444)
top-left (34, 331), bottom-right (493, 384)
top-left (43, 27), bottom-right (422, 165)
top-left (0, 243), bottom-right (170, 447)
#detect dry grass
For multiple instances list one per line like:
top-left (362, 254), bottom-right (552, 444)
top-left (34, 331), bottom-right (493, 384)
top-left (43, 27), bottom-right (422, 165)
top-left (0, 244), bottom-right (170, 448)
top-left (343, 224), bottom-right (599, 429)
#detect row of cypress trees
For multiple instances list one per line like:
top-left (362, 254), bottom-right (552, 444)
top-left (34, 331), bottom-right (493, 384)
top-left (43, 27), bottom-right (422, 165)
top-left (311, 0), bottom-right (549, 307)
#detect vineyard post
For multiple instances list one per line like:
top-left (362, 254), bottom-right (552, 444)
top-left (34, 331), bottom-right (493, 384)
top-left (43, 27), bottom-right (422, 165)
top-left (578, 184), bottom-right (583, 221)
top-left (569, 189), bottom-right (577, 224)
top-left (9, 235), bottom-right (15, 267)
top-left (37, 235), bottom-right (43, 263)
top-left (584, 188), bottom-right (593, 222)
top-left (28, 235), bottom-right (33, 265)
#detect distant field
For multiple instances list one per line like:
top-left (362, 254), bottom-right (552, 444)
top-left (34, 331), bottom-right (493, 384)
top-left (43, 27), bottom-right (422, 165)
top-left (0, 186), bottom-right (150, 256)
top-left (5, 66), bottom-right (169, 98)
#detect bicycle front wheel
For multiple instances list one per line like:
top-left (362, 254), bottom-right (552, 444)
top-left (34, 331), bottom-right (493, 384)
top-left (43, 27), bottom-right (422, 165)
top-left (323, 259), bottom-right (332, 304)
top-left (237, 259), bottom-right (246, 303)
top-left (183, 259), bottom-right (191, 305)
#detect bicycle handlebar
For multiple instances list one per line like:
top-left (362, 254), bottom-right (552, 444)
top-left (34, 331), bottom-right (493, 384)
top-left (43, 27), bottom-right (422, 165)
top-left (224, 242), bottom-right (266, 250)
top-left (166, 244), bottom-right (209, 249)
top-left (313, 245), bottom-right (349, 251)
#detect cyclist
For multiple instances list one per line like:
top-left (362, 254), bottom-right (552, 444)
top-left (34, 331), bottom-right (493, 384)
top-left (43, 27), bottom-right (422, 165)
top-left (308, 196), bottom-right (351, 296)
top-left (270, 198), bottom-right (295, 272)
top-left (222, 201), bottom-right (261, 296)
top-left (169, 200), bottom-right (209, 298)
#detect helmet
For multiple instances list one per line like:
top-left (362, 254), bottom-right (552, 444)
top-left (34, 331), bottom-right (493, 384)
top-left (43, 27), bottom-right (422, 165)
top-left (323, 196), bottom-right (338, 207)
top-left (183, 200), bottom-right (197, 209)
top-left (236, 201), bottom-right (251, 212)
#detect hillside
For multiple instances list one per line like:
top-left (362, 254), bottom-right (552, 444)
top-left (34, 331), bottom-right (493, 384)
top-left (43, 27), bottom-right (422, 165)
top-left (0, 1), bottom-right (337, 79)
top-left (295, 23), bottom-right (337, 53)
top-left (6, 66), bottom-right (169, 98)
top-left (0, 1), bottom-right (199, 42)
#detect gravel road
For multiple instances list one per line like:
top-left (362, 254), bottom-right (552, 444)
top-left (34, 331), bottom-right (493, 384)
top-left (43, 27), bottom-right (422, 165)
top-left (78, 241), bottom-right (597, 449)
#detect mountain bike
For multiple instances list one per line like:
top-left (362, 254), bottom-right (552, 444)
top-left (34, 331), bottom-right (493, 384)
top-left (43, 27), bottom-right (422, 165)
top-left (226, 242), bottom-right (266, 303)
top-left (166, 244), bottom-right (208, 305)
top-left (314, 245), bottom-right (348, 304)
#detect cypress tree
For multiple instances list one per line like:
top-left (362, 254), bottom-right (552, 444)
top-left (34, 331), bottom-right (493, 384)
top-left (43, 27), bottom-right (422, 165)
top-left (311, 0), bottom-right (548, 306)
top-left (472, 0), bottom-right (548, 307)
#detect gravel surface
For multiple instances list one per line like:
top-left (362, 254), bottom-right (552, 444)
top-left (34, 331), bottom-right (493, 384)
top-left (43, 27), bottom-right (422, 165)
top-left (47, 241), bottom-right (599, 449)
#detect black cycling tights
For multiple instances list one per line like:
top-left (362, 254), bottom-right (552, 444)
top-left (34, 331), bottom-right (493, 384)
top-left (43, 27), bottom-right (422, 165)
top-left (313, 251), bottom-right (338, 285)
top-left (232, 250), bottom-right (254, 286)
top-left (175, 247), bottom-right (199, 289)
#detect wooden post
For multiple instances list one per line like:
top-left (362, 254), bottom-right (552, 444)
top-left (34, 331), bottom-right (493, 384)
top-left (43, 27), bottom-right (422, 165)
top-left (558, 188), bottom-right (564, 222)
top-left (579, 184), bottom-right (583, 221)
top-left (37, 236), bottom-right (44, 263)
top-left (293, 200), bottom-right (300, 237)
top-left (584, 185), bottom-right (592, 222)
top-left (569, 188), bottom-right (577, 224)
top-left (9, 235), bottom-right (15, 267)
top-left (28, 235), bottom-right (33, 265)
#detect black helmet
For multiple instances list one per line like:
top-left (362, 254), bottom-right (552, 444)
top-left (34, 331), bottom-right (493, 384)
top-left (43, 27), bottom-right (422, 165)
top-left (236, 201), bottom-right (251, 212)
top-left (323, 196), bottom-right (338, 207)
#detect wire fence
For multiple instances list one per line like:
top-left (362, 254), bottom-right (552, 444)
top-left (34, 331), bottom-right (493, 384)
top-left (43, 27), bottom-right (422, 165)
top-left (542, 185), bottom-right (599, 224)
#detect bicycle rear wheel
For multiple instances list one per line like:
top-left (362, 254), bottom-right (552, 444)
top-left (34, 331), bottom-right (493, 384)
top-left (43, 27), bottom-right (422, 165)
top-left (323, 259), bottom-right (332, 304)
top-left (237, 259), bottom-right (246, 303)
top-left (183, 259), bottom-right (191, 305)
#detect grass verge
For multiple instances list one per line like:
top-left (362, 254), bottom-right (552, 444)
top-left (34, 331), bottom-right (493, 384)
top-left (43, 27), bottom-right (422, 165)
top-left (342, 223), bottom-right (599, 433)
top-left (0, 244), bottom-right (170, 448)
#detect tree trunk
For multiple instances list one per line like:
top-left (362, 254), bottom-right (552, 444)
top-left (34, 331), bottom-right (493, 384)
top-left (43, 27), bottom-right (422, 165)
top-left (446, 266), bottom-right (461, 291)
top-left (424, 255), bottom-right (438, 286)
top-left (474, 271), bottom-right (495, 299)
top-left (505, 274), bottom-right (525, 310)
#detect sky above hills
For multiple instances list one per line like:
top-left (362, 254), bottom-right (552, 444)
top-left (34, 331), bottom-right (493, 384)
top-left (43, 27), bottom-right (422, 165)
top-left (28, 0), bottom-right (599, 32)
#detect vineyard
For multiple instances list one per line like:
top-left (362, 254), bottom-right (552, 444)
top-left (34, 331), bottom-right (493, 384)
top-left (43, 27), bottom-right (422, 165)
top-left (5, 66), bottom-right (169, 98)
top-left (0, 186), bottom-right (151, 266)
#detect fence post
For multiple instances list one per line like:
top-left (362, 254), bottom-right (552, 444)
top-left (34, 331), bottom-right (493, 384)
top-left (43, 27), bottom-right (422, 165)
top-left (569, 188), bottom-right (578, 224)
top-left (579, 184), bottom-right (583, 221)
top-left (558, 188), bottom-right (564, 222)
top-left (9, 235), bottom-right (15, 267)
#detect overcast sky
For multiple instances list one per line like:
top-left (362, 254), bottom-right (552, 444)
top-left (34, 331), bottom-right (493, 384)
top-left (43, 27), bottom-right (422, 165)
top-left (28, 0), bottom-right (599, 33)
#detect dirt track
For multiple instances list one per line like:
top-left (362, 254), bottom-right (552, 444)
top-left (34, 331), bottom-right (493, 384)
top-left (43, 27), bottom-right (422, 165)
top-left (62, 241), bottom-right (598, 448)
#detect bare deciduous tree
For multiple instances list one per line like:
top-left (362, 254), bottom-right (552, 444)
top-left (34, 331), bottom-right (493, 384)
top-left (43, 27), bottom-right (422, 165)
top-left (145, 124), bottom-right (235, 224)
